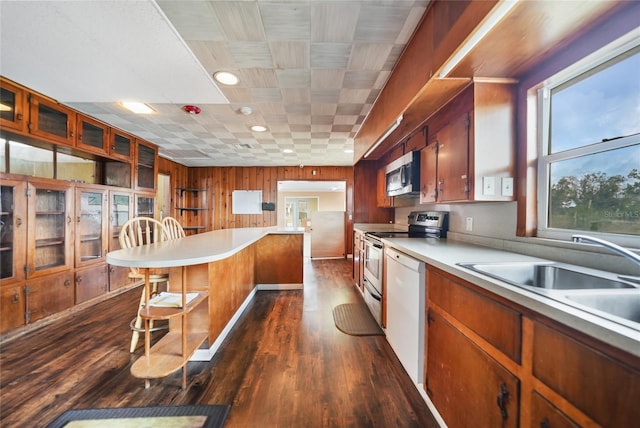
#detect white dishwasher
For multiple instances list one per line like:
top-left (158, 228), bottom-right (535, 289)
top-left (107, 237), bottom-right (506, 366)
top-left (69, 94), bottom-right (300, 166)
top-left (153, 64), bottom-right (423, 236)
top-left (385, 246), bottom-right (426, 384)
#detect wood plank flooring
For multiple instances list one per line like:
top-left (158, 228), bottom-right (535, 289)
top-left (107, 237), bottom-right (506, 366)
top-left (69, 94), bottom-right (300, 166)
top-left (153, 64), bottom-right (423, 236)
top-left (1, 259), bottom-right (439, 427)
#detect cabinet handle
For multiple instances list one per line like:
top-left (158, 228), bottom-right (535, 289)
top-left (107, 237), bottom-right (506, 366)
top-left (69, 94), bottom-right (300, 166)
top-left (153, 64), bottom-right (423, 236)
top-left (77, 216), bottom-right (81, 223)
top-left (75, 276), bottom-right (82, 284)
top-left (12, 292), bottom-right (19, 304)
top-left (16, 216), bottom-right (23, 227)
top-left (17, 113), bottom-right (23, 121)
top-left (67, 216), bottom-right (72, 224)
top-left (496, 383), bottom-right (510, 420)
top-left (64, 279), bottom-right (71, 287)
top-left (540, 418), bottom-right (550, 428)
top-left (438, 179), bottom-right (444, 193)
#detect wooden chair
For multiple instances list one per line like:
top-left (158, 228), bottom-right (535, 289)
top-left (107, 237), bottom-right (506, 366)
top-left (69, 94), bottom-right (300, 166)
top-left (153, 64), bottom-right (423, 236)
top-left (162, 216), bottom-right (186, 240)
top-left (119, 217), bottom-right (170, 353)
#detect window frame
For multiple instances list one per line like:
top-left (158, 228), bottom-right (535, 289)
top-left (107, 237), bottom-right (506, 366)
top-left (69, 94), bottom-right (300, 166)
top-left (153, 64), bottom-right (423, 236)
top-left (535, 36), bottom-right (640, 248)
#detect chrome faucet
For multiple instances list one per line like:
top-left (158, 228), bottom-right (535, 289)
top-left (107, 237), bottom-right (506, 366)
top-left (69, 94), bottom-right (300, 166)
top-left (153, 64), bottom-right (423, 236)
top-left (572, 234), bottom-right (640, 283)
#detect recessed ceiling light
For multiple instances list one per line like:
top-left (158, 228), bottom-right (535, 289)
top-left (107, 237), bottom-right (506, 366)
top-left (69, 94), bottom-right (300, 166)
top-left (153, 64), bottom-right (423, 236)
top-left (283, 149), bottom-right (294, 154)
top-left (121, 102), bottom-right (154, 114)
top-left (213, 71), bottom-right (239, 86)
top-left (344, 149), bottom-right (354, 153)
top-left (251, 125), bottom-right (267, 132)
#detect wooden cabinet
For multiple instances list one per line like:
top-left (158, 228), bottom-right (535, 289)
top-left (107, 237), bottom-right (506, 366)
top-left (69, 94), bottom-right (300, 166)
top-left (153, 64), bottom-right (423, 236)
top-left (532, 321), bottom-right (640, 427)
top-left (28, 94), bottom-right (76, 146)
top-left (530, 392), bottom-right (579, 428)
top-left (25, 271), bottom-right (74, 324)
top-left (74, 186), bottom-right (108, 268)
top-left (419, 140), bottom-right (437, 203)
top-left (426, 309), bottom-right (520, 427)
top-left (0, 178), bottom-right (27, 285)
top-left (404, 126), bottom-right (427, 153)
top-left (75, 263), bottom-right (108, 304)
top-left (110, 129), bottom-right (134, 161)
top-left (108, 190), bottom-right (135, 291)
top-left (1, 284), bottom-right (25, 333)
top-left (135, 140), bottom-right (157, 190)
top-left (76, 114), bottom-right (109, 156)
top-left (26, 179), bottom-right (73, 278)
top-left (353, 231), bottom-right (362, 289)
top-left (376, 166), bottom-right (393, 207)
top-left (135, 193), bottom-right (155, 218)
top-left (419, 81), bottom-right (515, 203)
top-left (175, 187), bottom-right (208, 234)
top-left (426, 267), bottom-right (521, 427)
top-left (0, 78), bottom-right (28, 134)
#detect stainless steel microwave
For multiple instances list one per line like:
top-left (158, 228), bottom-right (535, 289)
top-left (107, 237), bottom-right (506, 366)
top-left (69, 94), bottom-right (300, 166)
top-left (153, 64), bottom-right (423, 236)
top-left (385, 151), bottom-right (420, 197)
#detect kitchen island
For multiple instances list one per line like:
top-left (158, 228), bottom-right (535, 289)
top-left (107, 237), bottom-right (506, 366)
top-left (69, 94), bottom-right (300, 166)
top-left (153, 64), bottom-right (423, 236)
top-left (107, 227), bottom-right (304, 386)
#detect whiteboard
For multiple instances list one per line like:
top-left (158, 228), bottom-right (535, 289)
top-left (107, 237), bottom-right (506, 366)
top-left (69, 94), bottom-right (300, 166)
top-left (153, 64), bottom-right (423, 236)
top-left (232, 190), bottom-right (262, 214)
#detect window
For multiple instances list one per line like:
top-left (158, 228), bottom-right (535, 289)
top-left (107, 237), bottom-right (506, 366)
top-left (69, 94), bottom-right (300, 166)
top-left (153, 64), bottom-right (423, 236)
top-left (536, 40), bottom-right (640, 247)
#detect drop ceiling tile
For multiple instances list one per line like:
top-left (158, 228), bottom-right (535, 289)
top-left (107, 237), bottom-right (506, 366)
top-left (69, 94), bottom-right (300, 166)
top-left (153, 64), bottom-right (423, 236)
top-left (212, 1), bottom-right (266, 41)
top-left (260, 2), bottom-right (310, 41)
top-left (228, 42), bottom-right (274, 68)
top-left (270, 41), bottom-right (310, 69)
top-left (310, 43), bottom-right (352, 68)
top-left (310, 2), bottom-right (359, 42)
top-left (240, 68), bottom-right (279, 88)
top-left (157, 1), bottom-right (223, 41)
top-left (276, 70), bottom-right (310, 88)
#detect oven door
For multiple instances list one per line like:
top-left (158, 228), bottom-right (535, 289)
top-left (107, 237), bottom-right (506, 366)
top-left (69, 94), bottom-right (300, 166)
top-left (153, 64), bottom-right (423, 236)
top-left (363, 238), bottom-right (383, 292)
top-left (363, 276), bottom-right (382, 327)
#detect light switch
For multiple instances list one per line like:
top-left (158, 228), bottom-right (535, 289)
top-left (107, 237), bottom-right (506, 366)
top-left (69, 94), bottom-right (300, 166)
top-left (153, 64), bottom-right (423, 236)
top-left (483, 176), bottom-right (496, 196)
top-left (502, 177), bottom-right (514, 197)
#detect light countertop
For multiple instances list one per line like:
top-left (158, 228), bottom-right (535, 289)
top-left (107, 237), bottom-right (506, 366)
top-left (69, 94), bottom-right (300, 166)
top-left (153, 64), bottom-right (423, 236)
top-left (379, 236), bottom-right (640, 358)
top-left (107, 226), bottom-right (303, 269)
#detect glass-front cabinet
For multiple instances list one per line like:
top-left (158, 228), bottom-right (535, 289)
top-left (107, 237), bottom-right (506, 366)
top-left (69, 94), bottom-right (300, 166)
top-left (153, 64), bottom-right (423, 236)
top-left (110, 129), bottom-right (134, 162)
top-left (136, 194), bottom-right (155, 218)
top-left (26, 179), bottom-right (73, 278)
top-left (135, 140), bottom-right (157, 190)
top-left (29, 95), bottom-right (76, 147)
top-left (0, 178), bottom-right (27, 285)
top-left (108, 190), bottom-right (134, 291)
top-left (74, 186), bottom-right (108, 268)
top-left (0, 78), bottom-right (28, 134)
top-left (76, 115), bottom-right (108, 156)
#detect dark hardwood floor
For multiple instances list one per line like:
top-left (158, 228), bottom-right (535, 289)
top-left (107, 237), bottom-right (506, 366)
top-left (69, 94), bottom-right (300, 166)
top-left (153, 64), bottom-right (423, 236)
top-left (1, 259), bottom-right (438, 427)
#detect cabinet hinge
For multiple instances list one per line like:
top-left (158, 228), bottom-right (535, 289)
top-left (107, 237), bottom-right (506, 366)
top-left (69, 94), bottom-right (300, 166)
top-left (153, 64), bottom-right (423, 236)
top-left (24, 285), bottom-right (31, 295)
top-left (23, 265), bottom-right (30, 275)
top-left (25, 188), bottom-right (31, 197)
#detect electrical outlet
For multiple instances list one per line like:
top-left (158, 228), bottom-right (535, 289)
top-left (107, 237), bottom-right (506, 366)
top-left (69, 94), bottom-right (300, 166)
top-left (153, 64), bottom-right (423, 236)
top-left (502, 177), bottom-right (514, 197)
top-left (466, 217), bottom-right (473, 231)
top-left (483, 176), bottom-right (496, 196)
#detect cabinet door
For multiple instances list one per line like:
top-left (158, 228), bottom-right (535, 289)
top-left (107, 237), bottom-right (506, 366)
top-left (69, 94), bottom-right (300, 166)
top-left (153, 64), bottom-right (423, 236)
top-left (74, 187), bottom-right (108, 267)
top-left (108, 191), bottom-right (134, 291)
top-left (376, 166), bottom-right (393, 207)
top-left (25, 271), bottom-right (74, 323)
top-left (110, 129), bottom-right (134, 161)
top-left (420, 142), bottom-right (437, 203)
top-left (26, 180), bottom-right (73, 278)
top-left (135, 140), bottom-right (157, 190)
top-left (437, 113), bottom-right (469, 202)
top-left (0, 78), bottom-right (28, 134)
top-left (0, 178), bottom-right (27, 285)
top-left (405, 126), bottom-right (427, 152)
top-left (28, 95), bottom-right (76, 146)
top-left (75, 263), bottom-right (108, 304)
top-left (530, 392), bottom-right (579, 428)
top-left (135, 194), bottom-right (155, 218)
top-left (76, 115), bottom-right (108, 156)
top-left (426, 309), bottom-right (519, 428)
top-left (1, 284), bottom-right (25, 333)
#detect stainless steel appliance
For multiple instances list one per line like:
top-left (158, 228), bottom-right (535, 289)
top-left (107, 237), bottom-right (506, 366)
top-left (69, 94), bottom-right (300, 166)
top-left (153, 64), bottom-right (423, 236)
top-left (385, 151), bottom-right (420, 197)
top-left (361, 211), bottom-right (448, 327)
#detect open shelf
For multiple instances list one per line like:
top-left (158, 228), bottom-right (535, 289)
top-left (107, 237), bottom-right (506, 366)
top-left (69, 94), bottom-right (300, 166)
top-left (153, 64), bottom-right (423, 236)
top-left (139, 292), bottom-right (208, 320)
top-left (130, 331), bottom-right (208, 378)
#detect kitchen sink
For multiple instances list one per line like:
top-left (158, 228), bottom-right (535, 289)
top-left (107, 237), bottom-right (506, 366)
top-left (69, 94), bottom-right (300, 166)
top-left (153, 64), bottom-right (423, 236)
top-left (563, 291), bottom-right (640, 328)
top-left (457, 261), bottom-right (637, 290)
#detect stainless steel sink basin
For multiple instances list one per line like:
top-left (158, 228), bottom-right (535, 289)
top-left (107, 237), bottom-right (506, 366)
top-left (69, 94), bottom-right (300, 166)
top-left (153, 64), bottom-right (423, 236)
top-left (457, 262), bottom-right (637, 290)
top-left (563, 291), bottom-right (640, 328)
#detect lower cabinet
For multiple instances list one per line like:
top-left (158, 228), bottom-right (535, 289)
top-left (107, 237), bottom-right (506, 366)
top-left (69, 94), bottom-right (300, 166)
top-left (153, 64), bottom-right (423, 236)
top-left (1, 284), bottom-right (25, 333)
top-left (109, 264), bottom-right (134, 291)
top-left (75, 263), bottom-right (108, 304)
top-left (426, 309), bottom-right (519, 427)
top-left (425, 265), bottom-right (640, 427)
top-left (26, 271), bottom-right (74, 323)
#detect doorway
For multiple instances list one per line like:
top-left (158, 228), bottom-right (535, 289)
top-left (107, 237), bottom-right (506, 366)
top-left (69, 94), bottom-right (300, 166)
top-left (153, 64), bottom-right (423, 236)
top-left (157, 173), bottom-right (171, 220)
top-left (284, 197), bottom-right (318, 228)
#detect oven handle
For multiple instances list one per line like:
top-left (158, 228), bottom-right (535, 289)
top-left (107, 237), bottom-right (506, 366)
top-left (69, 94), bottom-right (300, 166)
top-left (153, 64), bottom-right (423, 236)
top-left (364, 239), bottom-right (383, 249)
top-left (363, 278), bottom-right (382, 301)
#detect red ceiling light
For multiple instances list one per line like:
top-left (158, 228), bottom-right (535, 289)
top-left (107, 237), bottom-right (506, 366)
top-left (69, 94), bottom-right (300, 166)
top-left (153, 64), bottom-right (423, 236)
top-left (182, 105), bottom-right (201, 115)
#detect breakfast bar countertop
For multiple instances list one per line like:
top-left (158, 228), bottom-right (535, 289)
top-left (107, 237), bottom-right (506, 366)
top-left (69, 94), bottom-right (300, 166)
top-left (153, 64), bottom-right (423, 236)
top-left (106, 227), bottom-right (304, 269)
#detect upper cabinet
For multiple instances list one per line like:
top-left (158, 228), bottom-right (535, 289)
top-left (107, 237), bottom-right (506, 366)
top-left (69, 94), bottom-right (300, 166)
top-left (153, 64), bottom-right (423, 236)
top-left (28, 94), bottom-right (76, 147)
top-left (0, 78), bottom-right (28, 134)
top-left (76, 115), bottom-right (109, 156)
top-left (135, 140), bottom-right (157, 191)
top-left (110, 129), bottom-right (134, 161)
top-left (420, 81), bottom-right (516, 203)
top-left (0, 178), bottom-right (27, 285)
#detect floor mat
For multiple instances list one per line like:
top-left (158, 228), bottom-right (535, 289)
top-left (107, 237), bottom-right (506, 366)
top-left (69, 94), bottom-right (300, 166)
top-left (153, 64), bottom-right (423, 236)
top-left (47, 404), bottom-right (231, 428)
top-left (332, 303), bottom-right (384, 336)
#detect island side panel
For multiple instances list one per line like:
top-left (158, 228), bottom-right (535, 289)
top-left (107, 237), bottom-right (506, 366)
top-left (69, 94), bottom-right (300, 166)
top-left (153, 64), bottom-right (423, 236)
top-left (207, 244), bottom-right (256, 343)
top-left (255, 233), bottom-right (303, 285)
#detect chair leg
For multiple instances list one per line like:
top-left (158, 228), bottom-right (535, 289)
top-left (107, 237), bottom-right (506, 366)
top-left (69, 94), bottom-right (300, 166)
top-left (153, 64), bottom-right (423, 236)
top-left (129, 286), bottom-right (146, 353)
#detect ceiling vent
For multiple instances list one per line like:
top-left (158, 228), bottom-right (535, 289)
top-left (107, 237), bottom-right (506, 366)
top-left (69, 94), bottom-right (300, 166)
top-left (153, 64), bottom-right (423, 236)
top-left (236, 143), bottom-right (252, 150)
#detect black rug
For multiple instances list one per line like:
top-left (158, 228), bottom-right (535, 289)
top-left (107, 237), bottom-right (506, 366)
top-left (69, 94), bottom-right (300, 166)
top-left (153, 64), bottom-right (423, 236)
top-left (48, 404), bottom-right (230, 428)
top-left (332, 303), bottom-right (384, 336)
